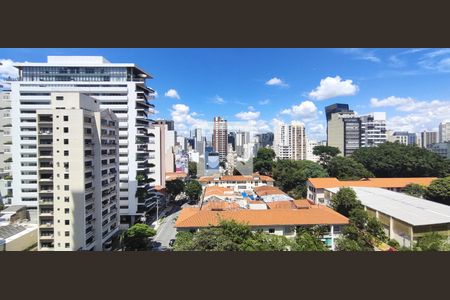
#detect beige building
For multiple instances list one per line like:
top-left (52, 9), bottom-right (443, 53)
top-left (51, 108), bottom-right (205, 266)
top-left (0, 89), bottom-right (12, 204)
top-left (213, 116), bottom-right (228, 162)
top-left (327, 111), bottom-right (361, 156)
top-left (36, 92), bottom-right (119, 251)
top-left (273, 121), bottom-right (307, 160)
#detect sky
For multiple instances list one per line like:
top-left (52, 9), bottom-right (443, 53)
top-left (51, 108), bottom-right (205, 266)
top-left (1, 48), bottom-right (450, 140)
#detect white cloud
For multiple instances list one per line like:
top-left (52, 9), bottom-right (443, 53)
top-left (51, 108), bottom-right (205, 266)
top-left (211, 95), bottom-right (226, 104)
top-left (309, 76), bottom-right (358, 100)
top-left (281, 100), bottom-right (318, 120)
top-left (164, 89), bottom-right (180, 99)
top-left (372, 96), bottom-right (450, 132)
top-left (0, 59), bottom-right (19, 79)
top-left (342, 48), bottom-right (381, 63)
top-left (235, 110), bottom-right (261, 121)
top-left (265, 77), bottom-right (288, 87)
top-left (170, 104), bottom-right (208, 135)
top-left (370, 96), bottom-right (415, 108)
top-left (258, 99), bottom-right (270, 105)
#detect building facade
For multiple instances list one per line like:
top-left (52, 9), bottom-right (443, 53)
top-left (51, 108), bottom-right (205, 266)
top-left (420, 130), bottom-right (437, 148)
top-left (439, 122), bottom-right (450, 143)
top-left (212, 116), bottom-right (228, 162)
top-left (327, 111), bottom-right (361, 156)
top-left (359, 112), bottom-right (387, 147)
top-left (0, 89), bottom-right (12, 205)
top-left (36, 93), bottom-right (119, 251)
top-left (9, 56), bottom-right (155, 224)
top-left (273, 121), bottom-right (307, 160)
top-left (427, 142), bottom-right (450, 159)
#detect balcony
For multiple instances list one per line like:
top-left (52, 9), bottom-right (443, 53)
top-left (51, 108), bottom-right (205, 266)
top-left (39, 210), bottom-right (54, 217)
top-left (39, 187), bottom-right (54, 193)
top-left (38, 129), bottom-right (53, 135)
top-left (38, 116), bottom-right (53, 123)
top-left (39, 151), bottom-right (53, 158)
top-left (39, 222), bottom-right (54, 229)
top-left (39, 175), bottom-right (53, 182)
top-left (39, 198), bottom-right (53, 205)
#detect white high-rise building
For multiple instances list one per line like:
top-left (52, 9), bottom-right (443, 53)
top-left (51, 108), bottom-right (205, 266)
top-left (360, 112), bottom-right (387, 147)
top-left (235, 130), bottom-right (250, 157)
top-left (306, 139), bottom-right (320, 162)
top-left (36, 92), bottom-right (119, 251)
top-left (0, 88), bottom-right (12, 205)
top-left (273, 121), bottom-right (307, 160)
top-left (439, 121), bottom-right (450, 143)
top-left (9, 56), bottom-right (156, 224)
top-left (420, 130), bottom-right (437, 148)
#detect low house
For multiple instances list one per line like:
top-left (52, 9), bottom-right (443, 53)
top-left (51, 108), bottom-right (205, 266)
top-left (323, 187), bottom-right (450, 248)
top-left (175, 199), bottom-right (349, 250)
top-left (306, 177), bottom-right (437, 205)
top-left (198, 174), bottom-right (274, 192)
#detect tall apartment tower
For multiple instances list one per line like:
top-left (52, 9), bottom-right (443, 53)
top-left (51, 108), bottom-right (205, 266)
top-left (359, 112), bottom-right (387, 147)
top-left (36, 93), bottom-right (119, 251)
top-left (10, 56), bottom-right (155, 224)
top-left (420, 130), bottom-right (437, 148)
top-left (325, 103), bottom-right (352, 141)
top-left (439, 121), bottom-right (450, 142)
top-left (212, 116), bottom-right (228, 161)
top-left (273, 121), bottom-right (307, 160)
top-left (0, 88), bottom-right (13, 204)
top-left (235, 130), bottom-right (250, 157)
top-left (327, 111), bottom-right (361, 156)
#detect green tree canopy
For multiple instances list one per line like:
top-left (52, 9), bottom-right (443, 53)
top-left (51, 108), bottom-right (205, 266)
top-left (184, 180), bottom-right (202, 202)
top-left (403, 183), bottom-right (427, 198)
top-left (351, 142), bottom-right (450, 178)
top-left (327, 156), bottom-right (374, 180)
top-left (188, 161), bottom-right (197, 177)
top-left (123, 223), bottom-right (156, 251)
top-left (414, 232), bottom-right (450, 251)
top-left (291, 227), bottom-right (329, 251)
top-left (272, 159), bottom-right (328, 198)
top-left (165, 178), bottom-right (185, 201)
top-left (330, 187), bottom-right (362, 217)
top-left (253, 148), bottom-right (276, 175)
top-left (424, 177), bottom-right (450, 205)
top-left (313, 145), bottom-right (341, 168)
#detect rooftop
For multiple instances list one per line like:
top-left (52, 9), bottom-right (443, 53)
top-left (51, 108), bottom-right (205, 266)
top-left (308, 177), bottom-right (437, 189)
top-left (0, 205), bottom-right (27, 214)
top-left (325, 187), bottom-right (450, 226)
top-left (0, 224), bottom-right (26, 239)
top-left (198, 174), bottom-right (274, 183)
top-left (175, 205), bottom-right (348, 228)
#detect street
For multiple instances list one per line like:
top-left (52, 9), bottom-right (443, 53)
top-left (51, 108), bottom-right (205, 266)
top-left (152, 206), bottom-right (181, 251)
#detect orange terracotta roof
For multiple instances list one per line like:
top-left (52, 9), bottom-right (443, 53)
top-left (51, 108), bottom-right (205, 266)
top-left (175, 206), bottom-right (349, 228)
top-left (253, 186), bottom-right (287, 196)
top-left (248, 200), bottom-right (265, 204)
top-left (293, 199), bottom-right (312, 209)
top-left (198, 176), bottom-right (214, 183)
top-left (165, 172), bottom-right (188, 181)
top-left (307, 177), bottom-right (437, 189)
top-left (266, 201), bottom-right (297, 209)
top-left (201, 201), bottom-right (240, 211)
top-left (203, 186), bottom-right (235, 198)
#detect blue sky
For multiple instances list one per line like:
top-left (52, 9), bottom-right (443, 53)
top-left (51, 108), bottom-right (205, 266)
top-left (1, 48), bottom-right (450, 140)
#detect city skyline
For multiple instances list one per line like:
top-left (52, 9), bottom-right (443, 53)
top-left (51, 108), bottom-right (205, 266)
top-left (2, 48), bottom-right (450, 140)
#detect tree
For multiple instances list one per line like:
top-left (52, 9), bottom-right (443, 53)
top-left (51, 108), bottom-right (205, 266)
top-left (291, 227), bottom-right (329, 251)
top-left (184, 180), bottom-right (202, 202)
top-left (173, 231), bottom-right (195, 251)
top-left (165, 178), bottom-right (185, 201)
top-left (403, 183), bottom-right (427, 198)
top-left (424, 177), bottom-right (450, 205)
top-left (188, 161), bottom-right (197, 178)
top-left (327, 156), bottom-right (374, 180)
top-left (253, 148), bottom-right (276, 175)
top-left (313, 145), bottom-right (340, 168)
top-left (351, 142), bottom-right (450, 178)
top-left (123, 223), bottom-right (156, 251)
top-left (272, 159), bottom-right (328, 198)
top-left (330, 187), bottom-right (362, 217)
top-left (414, 232), bottom-right (450, 251)
top-left (232, 168), bottom-right (241, 175)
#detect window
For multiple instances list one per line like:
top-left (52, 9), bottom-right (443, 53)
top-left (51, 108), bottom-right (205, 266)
top-left (63, 116), bottom-right (69, 121)
top-left (64, 185), bottom-right (69, 191)
top-left (64, 150), bottom-right (69, 156)
top-left (268, 228), bottom-right (275, 233)
top-left (64, 197), bottom-right (70, 202)
top-left (64, 162), bottom-right (69, 169)
top-left (64, 174), bottom-right (69, 179)
top-left (65, 220), bottom-right (70, 225)
top-left (65, 231), bottom-right (70, 237)
top-left (63, 127), bottom-right (69, 133)
top-left (56, 96), bottom-right (64, 101)
top-left (64, 139), bottom-right (69, 145)
top-left (65, 243), bottom-right (70, 248)
top-left (65, 208), bottom-right (69, 214)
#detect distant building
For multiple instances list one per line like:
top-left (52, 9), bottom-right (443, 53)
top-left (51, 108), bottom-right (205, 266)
top-left (427, 142), bottom-right (450, 159)
top-left (327, 111), bottom-right (361, 156)
top-left (439, 121), bottom-right (450, 142)
top-left (198, 174), bottom-right (274, 192)
top-left (387, 131), bottom-right (410, 145)
top-left (227, 132), bottom-right (236, 151)
top-left (273, 121), bottom-right (307, 160)
top-left (360, 112), bottom-right (387, 147)
top-left (306, 140), bottom-right (320, 162)
top-left (420, 130), bottom-right (438, 148)
top-left (255, 132), bottom-right (274, 148)
top-left (212, 117), bottom-right (228, 162)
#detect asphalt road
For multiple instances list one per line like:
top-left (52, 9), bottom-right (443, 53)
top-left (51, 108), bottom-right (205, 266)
top-left (152, 208), bottom-right (180, 251)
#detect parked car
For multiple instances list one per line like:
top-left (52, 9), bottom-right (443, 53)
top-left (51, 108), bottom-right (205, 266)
top-left (169, 239), bottom-right (176, 247)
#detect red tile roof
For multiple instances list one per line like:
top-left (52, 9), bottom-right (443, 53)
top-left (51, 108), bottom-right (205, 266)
top-left (308, 177), bottom-right (437, 189)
